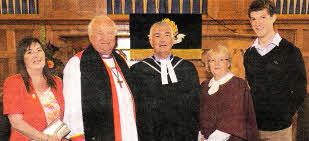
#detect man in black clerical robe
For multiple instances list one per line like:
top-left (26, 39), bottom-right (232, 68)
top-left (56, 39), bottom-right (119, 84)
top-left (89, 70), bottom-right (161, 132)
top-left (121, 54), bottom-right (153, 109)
top-left (129, 19), bottom-right (200, 141)
top-left (63, 15), bottom-right (138, 141)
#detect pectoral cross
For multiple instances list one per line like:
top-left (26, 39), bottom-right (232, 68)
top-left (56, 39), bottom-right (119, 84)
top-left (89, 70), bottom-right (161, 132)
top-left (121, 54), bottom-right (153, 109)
top-left (111, 67), bottom-right (123, 88)
top-left (116, 77), bottom-right (123, 88)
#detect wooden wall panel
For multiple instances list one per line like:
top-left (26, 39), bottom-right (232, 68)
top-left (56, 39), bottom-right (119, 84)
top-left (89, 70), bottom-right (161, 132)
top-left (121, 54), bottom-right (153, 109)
top-left (70, 37), bottom-right (90, 54)
top-left (207, 0), bottom-right (251, 19)
top-left (45, 25), bottom-right (89, 65)
top-left (0, 30), bottom-right (7, 51)
top-left (53, 0), bottom-right (75, 11)
top-left (15, 29), bottom-right (35, 46)
top-left (0, 59), bottom-right (9, 85)
top-left (78, 1), bottom-right (97, 13)
top-left (303, 30), bottom-right (309, 52)
top-left (278, 29), bottom-right (297, 44)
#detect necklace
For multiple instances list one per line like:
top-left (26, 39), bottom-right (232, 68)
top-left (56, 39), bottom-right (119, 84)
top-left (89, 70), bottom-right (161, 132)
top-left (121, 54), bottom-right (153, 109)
top-left (111, 68), bottom-right (123, 88)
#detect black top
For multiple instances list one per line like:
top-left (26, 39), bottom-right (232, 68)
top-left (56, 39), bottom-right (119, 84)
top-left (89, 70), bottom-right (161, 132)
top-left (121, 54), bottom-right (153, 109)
top-left (244, 38), bottom-right (307, 131)
top-left (80, 45), bottom-right (130, 140)
top-left (129, 55), bottom-right (200, 141)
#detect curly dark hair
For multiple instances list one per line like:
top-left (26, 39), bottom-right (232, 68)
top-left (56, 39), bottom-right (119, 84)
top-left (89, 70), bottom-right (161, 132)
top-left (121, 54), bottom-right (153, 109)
top-left (248, 0), bottom-right (276, 18)
top-left (16, 37), bottom-right (56, 93)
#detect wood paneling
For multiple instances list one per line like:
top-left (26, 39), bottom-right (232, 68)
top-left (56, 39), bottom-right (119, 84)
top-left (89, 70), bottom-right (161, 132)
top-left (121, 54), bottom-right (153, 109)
top-left (0, 30), bottom-right (7, 51)
top-left (15, 29), bottom-right (35, 45)
top-left (0, 58), bottom-right (9, 85)
top-left (303, 30), bottom-right (309, 52)
top-left (207, 0), bottom-right (251, 19)
top-left (278, 29), bottom-right (297, 44)
top-left (45, 25), bottom-right (89, 65)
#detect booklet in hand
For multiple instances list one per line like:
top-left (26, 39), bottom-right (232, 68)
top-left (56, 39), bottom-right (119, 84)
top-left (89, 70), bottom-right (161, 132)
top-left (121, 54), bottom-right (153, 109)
top-left (43, 118), bottom-right (71, 139)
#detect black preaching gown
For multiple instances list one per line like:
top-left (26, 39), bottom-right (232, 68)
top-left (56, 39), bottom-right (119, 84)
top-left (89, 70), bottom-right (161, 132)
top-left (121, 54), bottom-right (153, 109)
top-left (129, 55), bottom-right (200, 141)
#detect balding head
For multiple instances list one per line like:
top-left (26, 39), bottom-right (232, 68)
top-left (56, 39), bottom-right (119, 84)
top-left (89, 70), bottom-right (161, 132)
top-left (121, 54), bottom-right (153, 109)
top-left (88, 15), bottom-right (117, 36)
top-left (88, 15), bottom-right (117, 55)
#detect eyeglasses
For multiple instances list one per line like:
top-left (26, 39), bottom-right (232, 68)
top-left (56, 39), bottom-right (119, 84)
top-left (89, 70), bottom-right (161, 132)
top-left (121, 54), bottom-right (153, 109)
top-left (208, 58), bottom-right (229, 63)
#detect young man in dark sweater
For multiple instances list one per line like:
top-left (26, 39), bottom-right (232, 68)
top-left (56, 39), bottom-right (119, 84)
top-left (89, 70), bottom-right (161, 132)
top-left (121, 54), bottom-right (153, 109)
top-left (243, 0), bottom-right (307, 140)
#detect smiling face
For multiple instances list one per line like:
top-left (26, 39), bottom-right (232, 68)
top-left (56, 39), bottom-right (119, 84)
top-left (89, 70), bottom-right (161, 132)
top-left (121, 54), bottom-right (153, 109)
top-left (149, 24), bottom-right (174, 59)
top-left (250, 8), bottom-right (276, 39)
top-left (207, 52), bottom-right (230, 80)
top-left (23, 42), bottom-right (46, 72)
top-left (89, 17), bottom-right (116, 56)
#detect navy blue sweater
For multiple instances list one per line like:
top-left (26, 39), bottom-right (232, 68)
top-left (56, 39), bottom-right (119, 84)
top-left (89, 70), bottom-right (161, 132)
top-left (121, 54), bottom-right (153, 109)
top-left (244, 38), bottom-right (307, 131)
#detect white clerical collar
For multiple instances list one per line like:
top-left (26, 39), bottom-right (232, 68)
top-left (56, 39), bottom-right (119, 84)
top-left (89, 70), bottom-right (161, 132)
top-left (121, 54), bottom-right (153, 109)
top-left (153, 54), bottom-right (171, 62)
top-left (102, 54), bottom-right (113, 59)
top-left (152, 54), bottom-right (178, 85)
top-left (101, 54), bottom-right (115, 68)
top-left (208, 72), bottom-right (234, 95)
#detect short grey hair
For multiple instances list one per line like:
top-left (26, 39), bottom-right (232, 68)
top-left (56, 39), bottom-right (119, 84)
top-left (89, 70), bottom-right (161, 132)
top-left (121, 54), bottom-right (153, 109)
top-left (88, 15), bottom-right (117, 36)
top-left (148, 21), bottom-right (174, 40)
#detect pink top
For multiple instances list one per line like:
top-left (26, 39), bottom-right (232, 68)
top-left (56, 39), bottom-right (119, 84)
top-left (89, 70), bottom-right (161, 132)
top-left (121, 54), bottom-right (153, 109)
top-left (36, 87), bottom-right (61, 125)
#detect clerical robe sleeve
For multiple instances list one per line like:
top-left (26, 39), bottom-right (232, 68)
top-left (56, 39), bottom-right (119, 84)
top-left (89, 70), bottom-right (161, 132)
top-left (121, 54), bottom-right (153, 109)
top-left (63, 56), bottom-right (85, 140)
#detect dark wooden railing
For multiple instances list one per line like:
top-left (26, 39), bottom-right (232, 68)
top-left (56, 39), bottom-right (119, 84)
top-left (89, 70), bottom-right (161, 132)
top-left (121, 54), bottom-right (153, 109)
top-left (107, 0), bottom-right (207, 14)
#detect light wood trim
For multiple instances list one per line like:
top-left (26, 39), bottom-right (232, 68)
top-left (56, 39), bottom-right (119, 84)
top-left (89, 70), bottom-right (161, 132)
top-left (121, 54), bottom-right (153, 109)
top-left (112, 0), bottom-right (115, 14)
top-left (168, 0), bottom-right (171, 13)
top-left (34, 0), bottom-right (37, 14)
top-left (143, 0), bottom-right (147, 13)
top-left (155, 0), bottom-right (159, 13)
top-left (0, 0), bottom-right (2, 14)
top-left (130, 49), bottom-right (201, 60)
top-left (27, 0), bottom-right (29, 14)
top-left (294, 0), bottom-right (296, 14)
top-left (19, 0), bottom-right (22, 14)
top-left (13, 0), bottom-right (15, 14)
top-left (121, 0), bottom-right (125, 14)
top-left (6, 0), bottom-right (8, 13)
top-left (287, 0), bottom-right (290, 14)
top-left (280, 0), bottom-right (283, 14)
top-left (132, 0), bottom-right (135, 13)
top-left (180, 0), bottom-right (183, 13)
top-left (200, 0), bottom-right (203, 13)
top-left (190, 0), bottom-right (193, 13)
